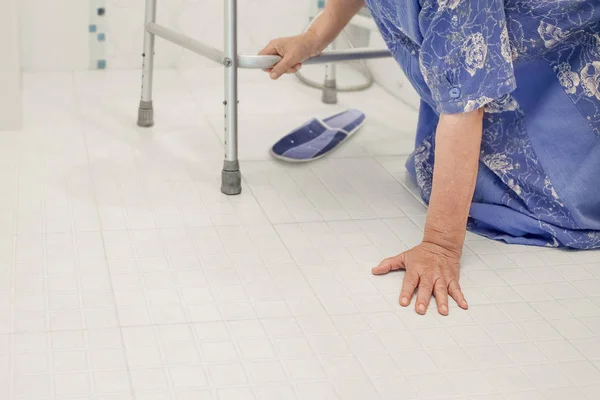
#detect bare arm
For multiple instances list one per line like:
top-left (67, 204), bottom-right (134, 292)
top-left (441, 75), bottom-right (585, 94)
top-left (373, 109), bottom-right (483, 315)
top-left (424, 110), bottom-right (484, 256)
top-left (306, 0), bottom-right (366, 53)
top-left (259, 1), bottom-right (364, 79)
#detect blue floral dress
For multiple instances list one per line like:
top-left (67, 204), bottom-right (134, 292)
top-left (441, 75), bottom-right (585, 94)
top-left (365, 0), bottom-right (600, 249)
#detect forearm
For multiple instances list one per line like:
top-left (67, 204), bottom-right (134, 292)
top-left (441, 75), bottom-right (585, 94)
top-left (307, 0), bottom-right (364, 53)
top-left (423, 110), bottom-right (484, 256)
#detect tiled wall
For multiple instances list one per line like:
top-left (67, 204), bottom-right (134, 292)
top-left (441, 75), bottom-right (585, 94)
top-left (89, 0), bottom-right (108, 70)
top-left (19, 0), bottom-right (310, 71)
top-left (17, 0), bottom-right (420, 110)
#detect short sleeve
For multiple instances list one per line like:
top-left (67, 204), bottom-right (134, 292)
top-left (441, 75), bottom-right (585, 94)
top-left (418, 0), bottom-right (517, 114)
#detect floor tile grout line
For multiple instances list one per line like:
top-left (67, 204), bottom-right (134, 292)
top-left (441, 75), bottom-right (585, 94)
top-left (6, 291), bottom-right (599, 333)
top-left (6, 93), bottom-right (25, 399)
top-left (71, 68), bottom-right (138, 399)
top-left (245, 157), bottom-right (414, 227)
top-left (218, 219), bottom-right (385, 399)
top-left (317, 157), bottom-right (412, 222)
top-left (233, 203), bottom-right (462, 399)
top-left (6, 315), bottom-right (600, 397)
top-left (9, 70), bottom-right (600, 400)
top-left (120, 162), bottom-right (214, 398)
top-left (174, 67), bottom-right (227, 149)
top-left (374, 156), bottom-right (427, 207)
top-left (109, 85), bottom-right (265, 397)
top-left (211, 221), bottom-right (347, 399)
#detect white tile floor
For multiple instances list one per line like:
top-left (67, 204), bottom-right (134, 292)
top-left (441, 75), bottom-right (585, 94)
top-left (1, 67), bottom-right (599, 400)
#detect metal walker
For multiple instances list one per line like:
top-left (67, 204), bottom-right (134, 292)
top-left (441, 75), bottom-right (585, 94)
top-left (137, 0), bottom-right (391, 195)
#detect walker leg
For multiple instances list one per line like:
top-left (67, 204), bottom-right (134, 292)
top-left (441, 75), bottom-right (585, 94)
top-left (322, 36), bottom-right (338, 105)
top-left (221, 0), bottom-right (242, 195)
top-left (138, 0), bottom-right (157, 127)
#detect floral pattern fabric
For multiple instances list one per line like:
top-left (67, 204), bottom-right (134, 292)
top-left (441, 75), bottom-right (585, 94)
top-left (365, 0), bottom-right (600, 248)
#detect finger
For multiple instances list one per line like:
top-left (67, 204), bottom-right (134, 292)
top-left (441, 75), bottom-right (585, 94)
top-left (270, 54), bottom-right (299, 79)
top-left (433, 278), bottom-right (449, 316)
top-left (372, 253), bottom-right (406, 276)
top-left (399, 269), bottom-right (418, 307)
top-left (448, 279), bottom-right (468, 310)
top-left (286, 63), bottom-right (302, 74)
top-left (415, 273), bottom-right (434, 315)
top-left (258, 41), bottom-right (278, 56)
top-left (258, 42), bottom-right (280, 73)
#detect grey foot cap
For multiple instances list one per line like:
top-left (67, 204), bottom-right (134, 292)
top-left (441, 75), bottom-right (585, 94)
top-left (322, 79), bottom-right (338, 104)
top-left (137, 100), bottom-right (154, 127)
top-left (221, 160), bottom-right (242, 195)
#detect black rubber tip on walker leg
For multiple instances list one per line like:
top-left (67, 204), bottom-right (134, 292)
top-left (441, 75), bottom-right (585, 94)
top-left (137, 100), bottom-right (154, 127)
top-left (322, 79), bottom-right (338, 105)
top-left (221, 160), bottom-right (242, 196)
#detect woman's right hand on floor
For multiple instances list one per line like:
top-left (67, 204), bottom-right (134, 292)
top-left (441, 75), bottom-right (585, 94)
top-left (372, 242), bottom-right (469, 315)
top-left (258, 32), bottom-right (322, 80)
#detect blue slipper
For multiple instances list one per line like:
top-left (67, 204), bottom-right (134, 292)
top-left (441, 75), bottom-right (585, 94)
top-left (270, 109), bottom-right (366, 162)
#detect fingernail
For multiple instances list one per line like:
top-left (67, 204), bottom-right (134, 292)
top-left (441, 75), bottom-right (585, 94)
top-left (270, 72), bottom-right (277, 79)
top-left (461, 300), bottom-right (469, 309)
top-left (400, 297), bottom-right (408, 306)
top-left (440, 305), bottom-right (448, 315)
top-left (418, 304), bottom-right (426, 314)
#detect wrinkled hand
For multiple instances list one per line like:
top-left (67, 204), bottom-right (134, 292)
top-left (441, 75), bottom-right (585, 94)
top-left (258, 32), bottom-right (322, 80)
top-left (372, 242), bottom-right (468, 315)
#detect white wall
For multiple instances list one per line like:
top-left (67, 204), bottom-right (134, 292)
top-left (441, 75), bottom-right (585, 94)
top-left (0, 0), bottom-right (22, 130)
top-left (19, 0), bottom-right (310, 71)
top-left (19, 0), bottom-right (89, 70)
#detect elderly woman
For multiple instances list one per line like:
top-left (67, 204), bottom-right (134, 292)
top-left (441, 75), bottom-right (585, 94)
top-left (260, 0), bottom-right (600, 315)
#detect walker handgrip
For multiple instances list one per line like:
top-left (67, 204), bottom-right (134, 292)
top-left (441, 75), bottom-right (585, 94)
top-left (237, 55), bottom-right (282, 69)
top-left (238, 48), bottom-right (392, 69)
top-left (305, 49), bottom-right (392, 65)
